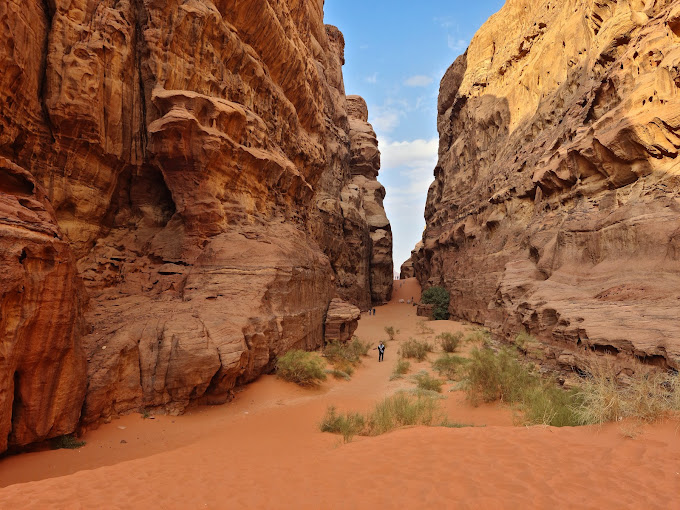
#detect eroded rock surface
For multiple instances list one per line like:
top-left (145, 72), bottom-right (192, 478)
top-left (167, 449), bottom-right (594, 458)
top-left (415, 0), bottom-right (680, 370)
top-left (0, 0), bottom-right (392, 450)
top-left (324, 298), bottom-right (361, 344)
top-left (0, 157), bottom-right (86, 452)
top-left (346, 96), bottom-right (393, 304)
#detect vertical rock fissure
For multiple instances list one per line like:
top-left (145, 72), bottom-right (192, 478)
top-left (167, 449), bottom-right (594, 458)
top-left (133, 0), bottom-right (149, 162)
top-left (39, 0), bottom-right (55, 143)
top-left (9, 371), bottom-right (21, 445)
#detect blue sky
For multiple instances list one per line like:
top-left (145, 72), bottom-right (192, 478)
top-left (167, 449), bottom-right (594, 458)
top-left (324, 0), bottom-right (505, 271)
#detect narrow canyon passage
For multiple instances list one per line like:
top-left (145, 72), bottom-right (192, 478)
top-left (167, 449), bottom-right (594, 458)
top-left (1, 280), bottom-right (678, 509)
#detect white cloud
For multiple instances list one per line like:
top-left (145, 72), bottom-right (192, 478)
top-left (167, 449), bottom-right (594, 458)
top-left (379, 137), bottom-right (438, 172)
top-left (371, 109), bottom-right (402, 133)
top-left (434, 16), bottom-right (455, 29)
top-left (448, 36), bottom-right (468, 53)
top-left (404, 75), bottom-right (433, 88)
top-left (377, 137), bottom-right (439, 266)
top-left (365, 72), bottom-right (378, 84)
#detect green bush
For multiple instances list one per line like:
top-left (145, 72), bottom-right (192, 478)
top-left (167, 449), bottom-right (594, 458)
top-left (412, 371), bottom-right (444, 393)
top-left (323, 338), bottom-right (371, 379)
top-left (463, 346), bottom-right (581, 426)
top-left (51, 435), bottom-right (86, 450)
top-left (432, 354), bottom-right (467, 380)
top-left (320, 406), bottom-right (366, 442)
top-left (399, 338), bottom-right (433, 361)
top-left (421, 286), bottom-right (450, 320)
top-left (391, 358), bottom-right (411, 380)
top-left (437, 332), bottom-right (463, 353)
top-left (320, 392), bottom-right (447, 441)
top-left (464, 329), bottom-right (492, 347)
top-left (350, 336), bottom-right (372, 357)
top-left (384, 326), bottom-right (396, 341)
top-left (368, 392), bottom-right (442, 435)
top-left (276, 350), bottom-right (327, 386)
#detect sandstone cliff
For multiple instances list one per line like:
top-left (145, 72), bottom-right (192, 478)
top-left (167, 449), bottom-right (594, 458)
top-left (415, 0), bottom-right (680, 370)
top-left (0, 0), bottom-right (391, 451)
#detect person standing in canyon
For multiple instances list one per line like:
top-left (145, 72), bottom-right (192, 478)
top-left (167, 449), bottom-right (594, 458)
top-left (377, 341), bottom-right (386, 362)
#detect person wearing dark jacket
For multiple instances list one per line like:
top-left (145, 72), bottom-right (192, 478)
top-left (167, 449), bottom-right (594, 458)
top-left (377, 341), bottom-right (385, 362)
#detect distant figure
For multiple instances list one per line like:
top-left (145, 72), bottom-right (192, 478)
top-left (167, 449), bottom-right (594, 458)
top-left (407, 299), bottom-right (411, 304)
top-left (372, 308), bottom-right (376, 315)
top-left (378, 341), bottom-right (386, 362)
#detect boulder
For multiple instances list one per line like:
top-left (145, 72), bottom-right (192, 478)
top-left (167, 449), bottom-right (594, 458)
top-left (416, 304), bottom-right (435, 318)
top-left (324, 298), bottom-right (361, 344)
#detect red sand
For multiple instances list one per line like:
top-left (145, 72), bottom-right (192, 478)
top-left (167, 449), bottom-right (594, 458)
top-left (1, 279), bottom-right (678, 509)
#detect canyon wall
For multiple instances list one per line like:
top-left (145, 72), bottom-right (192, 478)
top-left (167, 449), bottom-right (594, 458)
top-left (0, 0), bottom-right (391, 451)
top-left (415, 0), bottom-right (680, 370)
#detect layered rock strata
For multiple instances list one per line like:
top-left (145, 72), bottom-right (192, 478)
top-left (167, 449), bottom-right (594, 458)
top-left (0, 0), bottom-right (392, 451)
top-left (346, 95), bottom-right (393, 304)
top-left (400, 256), bottom-right (415, 279)
top-left (324, 298), bottom-right (361, 343)
top-left (0, 158), bottom-right (86, 452)
top-left (415, 0), bottom-right (680, 370)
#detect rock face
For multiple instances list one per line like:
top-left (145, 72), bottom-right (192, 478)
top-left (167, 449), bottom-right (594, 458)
top-left (400, 257), bottom-right (415, 279)
top-left (415, 0), bottom-right (680, 370)
top-left (0, 157), bottom-right (86, 452)
top-left (324, 298), bottom-right (361, 343)
top-left (0, 0), bottom-right (392, 450)
top-left (346, 96), bottom-right (393, 304)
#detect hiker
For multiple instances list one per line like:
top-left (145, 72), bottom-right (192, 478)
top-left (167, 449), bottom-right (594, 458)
top-left (372, 307), bottom-right (376, 315)
top-left (377, 341), bottom-right (385, 362)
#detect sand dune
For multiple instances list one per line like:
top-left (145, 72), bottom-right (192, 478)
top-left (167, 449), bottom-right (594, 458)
top-left (1, 279), bottom-right (678, 509)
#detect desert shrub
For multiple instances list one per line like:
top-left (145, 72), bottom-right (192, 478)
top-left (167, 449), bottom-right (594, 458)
top-left (437, 332), bottom-right (463, 353)
top-left (349, 336), bottom-right (372, 357)
top-left (421, 286), bottom-right (450, 320)
top-left (276, 350), bottom-right (327, 386)
top-left (464, 347), bottom-right (534, 405)
top-left (463, 346), bottom-right (581, 426)
top-left (51, 435), bottom-right (86, 450)
top-left (523, 382), bottom-right (583, 427)
top-left (416, 320), bottom-right (434, 335)
top-left (432, 354), bottom-right (467, 380)
top-left (399, 338), bottom-right (433, 361)
top-left (326, 369), bottom-right (351, 381)
top-left (464, 329), bottom-right (492, 346)
top-left (320, 392), bottom-right (446, 441)
top-left (412, 371), bottom-right (444, 393)
top-left (391, 358), bottom-right (411, 380)
top-left (384, 326), bottom-right (396, 341)
top-left (323, 338), bottom-right (371, 379)
top-left (576, 366), bottom-right (680, 425)
top-left (514, 331), bottom-right (536, 352)
top-left (367, 392), bottom-right (443, 435)
top-left (320, 406), bottom-right (365, 442)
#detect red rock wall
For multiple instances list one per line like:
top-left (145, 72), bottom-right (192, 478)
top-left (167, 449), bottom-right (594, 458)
top-left (415, 0), bottom-right (680, 370)
top-left (0, 0), bottom-right (392, 450)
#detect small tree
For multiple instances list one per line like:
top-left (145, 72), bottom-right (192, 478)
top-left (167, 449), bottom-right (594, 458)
top-left (421, 286), bottom-right (450, 320)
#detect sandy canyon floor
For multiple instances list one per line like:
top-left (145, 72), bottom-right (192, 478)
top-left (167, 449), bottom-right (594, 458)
top-left (0, 279), bottom-right (678, 509)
